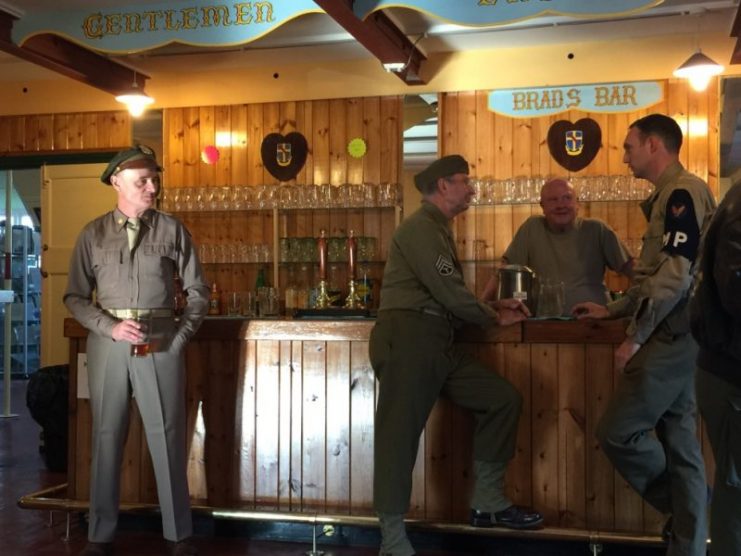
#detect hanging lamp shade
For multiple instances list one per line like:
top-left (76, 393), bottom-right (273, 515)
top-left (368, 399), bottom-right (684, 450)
top-left (115, 80), bottom-right (154, 117)
top-left (673, 50), bottom-right (723, 92)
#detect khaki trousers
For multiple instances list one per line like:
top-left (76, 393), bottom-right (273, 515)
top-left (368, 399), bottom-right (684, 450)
top-left (597, 332), bottom-right (707, 556)
top-left (370, 310), bottom-right (522, 514)
top-left (86, 318), bottom-right (192, 543)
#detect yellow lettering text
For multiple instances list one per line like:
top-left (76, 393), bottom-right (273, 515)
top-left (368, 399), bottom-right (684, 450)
top-left (512, 92), bottom-right (527, 111)
top-left (82, 13), bottom-right (103, 39)
top-left (202, 6), bottom-right (231, 27)
top-left (623, 85), bottom-right (638, 106)
top-left (104, 14), bottom-right (122, 36)
top-left (566, 88), bottom-right (580, 108)
top-left (594, 86), bottom-right (609, 107)
top-left (141, 11), bottom-right (159, 32)
top-left (234, 3), bottom-right (253, 24)
top-left (123, 13), bottom-right (141, 34)
top-left (478, 0), bottom-right (498, 5)
top-left (253, 2), bottom-right (274, 23)
top-left (181, 7), bottom-right (198, 30)
top-left (164, 10), bottom-right (181, 31)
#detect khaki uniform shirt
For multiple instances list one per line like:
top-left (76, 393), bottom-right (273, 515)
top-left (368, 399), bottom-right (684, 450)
top-left (607, 162), bottom-right (716, 344)
top-left (504, 216), bottom-right (631, 311)
top-left (64, 207), bottom-right (209, 344)
top-left (378, 201), bottom-right (497, 327)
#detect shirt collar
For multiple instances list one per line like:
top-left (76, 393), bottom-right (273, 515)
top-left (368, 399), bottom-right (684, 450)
top-left (420, 200), bottom-right (450, 227)
top-left (113, 207), bottom-right (154, 231)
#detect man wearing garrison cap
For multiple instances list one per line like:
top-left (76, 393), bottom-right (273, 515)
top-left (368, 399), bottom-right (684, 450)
top-left (370, 155), bottom-right (543, 555)
top-left (64, 145), bottom-right (209, 556)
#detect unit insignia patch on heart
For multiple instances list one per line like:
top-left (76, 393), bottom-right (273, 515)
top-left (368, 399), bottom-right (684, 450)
top-left (261, 132), bottom-right (308, 181)
top-left (547, 118), bottom-right (602, 172)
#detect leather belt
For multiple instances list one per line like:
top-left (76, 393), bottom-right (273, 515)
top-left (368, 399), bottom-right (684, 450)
top-left (105, 308), bottom-right (174, 319)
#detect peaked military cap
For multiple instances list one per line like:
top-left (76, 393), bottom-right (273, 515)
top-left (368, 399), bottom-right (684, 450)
top-left (414, 154), bottom-right (469, 192)
top-left (101, 144), bottom-right (162, 185)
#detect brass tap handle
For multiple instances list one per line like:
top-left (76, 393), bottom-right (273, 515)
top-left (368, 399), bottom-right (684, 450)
top-left (347, 230), bottom-right (357, 281)
top-left (317, 229), bottom-right (328, 281)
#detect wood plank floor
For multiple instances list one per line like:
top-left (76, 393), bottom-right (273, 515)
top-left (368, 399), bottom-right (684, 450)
top-left (1, 378), bottom-right (665, 556)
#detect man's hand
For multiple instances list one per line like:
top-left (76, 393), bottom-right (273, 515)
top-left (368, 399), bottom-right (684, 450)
top-left (615, 339), bottom-right (641, 373)
top-left (572, 302), bottom-right (609, 319)
top-left (111, 319), bottom-right (145, 343)
top-left (490, 298), bottom-right (531, 326)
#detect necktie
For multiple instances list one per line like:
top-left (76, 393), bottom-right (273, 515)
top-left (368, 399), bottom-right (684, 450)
top-left (127, 217), bottom-right (140, 250)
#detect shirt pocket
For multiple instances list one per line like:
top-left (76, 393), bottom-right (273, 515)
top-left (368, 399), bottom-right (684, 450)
top-left (91, 249), bottom-right (122, 284)
top-left (141, 242), bottom-right (177, 280)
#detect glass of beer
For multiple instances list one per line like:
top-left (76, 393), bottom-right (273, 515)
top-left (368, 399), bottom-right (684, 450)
top-left (131, 314), bottom-right (153, 357)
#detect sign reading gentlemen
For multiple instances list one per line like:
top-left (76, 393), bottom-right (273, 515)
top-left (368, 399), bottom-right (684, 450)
top-left (12, 1), bottom-right (323, 52)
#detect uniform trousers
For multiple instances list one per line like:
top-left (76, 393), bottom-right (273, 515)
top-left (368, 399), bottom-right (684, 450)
top-left (369, 310), bottom-right (522, 514)
top-left (696, 367), bottom-right (741, 556)
top-left (86, 317), bottom-right (192, 543)
top-left (596, 331), bottom-right (707, 556)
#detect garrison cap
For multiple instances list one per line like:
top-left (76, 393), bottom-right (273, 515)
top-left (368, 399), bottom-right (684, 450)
top-left (101, 144), bottom-right (162, 185)
top-left (414, 155), bottom-right (469, 192)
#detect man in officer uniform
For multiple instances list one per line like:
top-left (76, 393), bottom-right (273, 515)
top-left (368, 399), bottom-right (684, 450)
top-left (574, 114), bottom-right (716, 556)
top-left (370, 155), bottom-right (543, 556)
top-left (64, 145), bottom-right (209, 556)
top-left (691, 179), bottom-right (741, 556)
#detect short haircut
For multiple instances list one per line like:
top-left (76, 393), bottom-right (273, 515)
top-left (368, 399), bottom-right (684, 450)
top-left (629, 114), bottom-right (683, 154)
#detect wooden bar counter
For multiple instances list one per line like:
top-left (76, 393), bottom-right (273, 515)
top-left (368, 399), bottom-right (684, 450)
top-left (61, 316), bottom-right (710, 539)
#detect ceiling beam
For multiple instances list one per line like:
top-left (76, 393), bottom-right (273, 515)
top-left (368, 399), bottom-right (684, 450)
top-left (313, 0), bottom-right (427, 85)
top-left (0, 9), bottom-right (148, 96)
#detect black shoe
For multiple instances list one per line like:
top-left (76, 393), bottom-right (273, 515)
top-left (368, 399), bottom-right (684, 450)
top-left (471, 505), bottom-right (544, 530)
top-left (167, 539), bottom-right (198, 556)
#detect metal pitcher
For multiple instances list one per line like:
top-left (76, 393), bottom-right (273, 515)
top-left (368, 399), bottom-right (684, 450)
top-left (496, 264), bottom-right (535, 312)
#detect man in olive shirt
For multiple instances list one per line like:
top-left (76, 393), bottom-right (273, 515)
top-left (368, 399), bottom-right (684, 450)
top-left (64, 145), bottom-right (209, 556)
top-left (370, 155), bottom-right (542, 556)
top-left (496, 178), bottom-right (633, 313)
top-left (574, 114), bottom-right (715, 556)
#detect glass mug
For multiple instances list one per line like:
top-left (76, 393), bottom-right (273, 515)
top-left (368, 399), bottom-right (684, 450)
top-left (536, 279), bottom-right (565, 318)
top-left (131, 314), bottom-right (153, 357)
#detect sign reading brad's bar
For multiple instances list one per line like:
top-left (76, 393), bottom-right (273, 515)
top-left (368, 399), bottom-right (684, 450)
top-left (488, 81), bottom-right (663, 118)
top-left (353, 0), bottom-right (662, 26)
top-left (11, 1), bottom-right (322, 52)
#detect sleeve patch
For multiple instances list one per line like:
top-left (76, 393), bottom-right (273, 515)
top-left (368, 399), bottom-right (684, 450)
top-left (662, 188), bottom-right (700, 261)
top-left (435, 255), bottom-right (455, 276)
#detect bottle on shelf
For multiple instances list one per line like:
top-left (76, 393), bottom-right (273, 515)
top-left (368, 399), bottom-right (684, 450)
top-left (296, 264), bottom-right (311, 309)
top-left (208, 281), bottom-right (221, 315)
top-left (357, 263), bottom-right (373, 308)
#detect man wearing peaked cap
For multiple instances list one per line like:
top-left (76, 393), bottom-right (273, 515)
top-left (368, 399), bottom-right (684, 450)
top-left (413, 154), bottom-right (469, 192)
top-left (100, 144), bottom-right (163, 185)
top-left (370, 155), bottom-right (542, 556)
top-left (65, 146), bottom-right (209, 556)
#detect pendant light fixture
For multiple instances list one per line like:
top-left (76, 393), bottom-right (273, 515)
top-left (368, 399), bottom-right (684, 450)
top-left (115, 72), bottom-right (154, 117)
top-left (673, 49), bottom-right (724, 92)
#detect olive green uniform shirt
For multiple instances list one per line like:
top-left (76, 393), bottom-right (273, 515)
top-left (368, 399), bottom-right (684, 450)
top-left (64, 207), bottom-right (209, 345)
top-left (606, 162), bottom-right (716, 344)
top-left (504, 216), bottom-right (631, 311)
top-left (378, 201), bottom-right (497, 326)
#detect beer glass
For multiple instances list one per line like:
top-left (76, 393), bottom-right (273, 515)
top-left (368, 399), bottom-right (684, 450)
top-left (131, 314), bottom-right (153, 357)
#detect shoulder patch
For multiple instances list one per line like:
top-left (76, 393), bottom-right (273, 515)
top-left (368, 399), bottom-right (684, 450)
top-left (662, 188), bottom-right (699, 261)
top-left (435, 254), bottom-right (455, 276)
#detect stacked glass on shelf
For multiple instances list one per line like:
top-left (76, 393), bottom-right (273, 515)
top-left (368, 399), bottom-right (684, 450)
top-left (160, 182), bottom-right (401, 212)
top-left (198, 242), bottom-right (271, 264)
top-left (279, 236), bottom-right (377, 264)
top-left (469, 175), bottom-right (653, 205)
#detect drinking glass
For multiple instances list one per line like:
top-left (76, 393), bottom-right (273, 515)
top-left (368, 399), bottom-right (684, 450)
top-left (536, 279), bottom-right (565, 318)
top-left (131, 314), bottom-right (153, 357)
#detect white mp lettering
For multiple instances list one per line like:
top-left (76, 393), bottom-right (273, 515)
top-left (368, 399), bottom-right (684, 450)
top-left (673, 231), bottom-right (688, 247)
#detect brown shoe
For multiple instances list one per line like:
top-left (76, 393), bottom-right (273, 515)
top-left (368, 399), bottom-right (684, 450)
top-left (79, 542), bottom-right (113, 556)
top-left (167, 538), bottom-right (198, 556)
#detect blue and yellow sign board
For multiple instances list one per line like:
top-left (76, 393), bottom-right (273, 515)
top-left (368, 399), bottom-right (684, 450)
top-left (12, 0), bottom-right (322, 52)
top-left (353, 0), bottom-right (663, 26)
top-left (488, 82), bottom-right (664, 118)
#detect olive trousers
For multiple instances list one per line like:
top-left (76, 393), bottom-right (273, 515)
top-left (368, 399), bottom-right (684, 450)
top-left (85, 318), bottom-right (192, 543)
top-left (369, 310), bottom-right (522, 514)
top-left (596, 332), bottom-right (707, 556)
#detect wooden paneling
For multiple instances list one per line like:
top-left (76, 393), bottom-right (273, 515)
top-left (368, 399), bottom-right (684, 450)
top-left (0, 111), bottom-right (131, 154)
top-left (65, 317), bottom-right (714, 538)
top-left (440, 80), bottom-right (720, 294)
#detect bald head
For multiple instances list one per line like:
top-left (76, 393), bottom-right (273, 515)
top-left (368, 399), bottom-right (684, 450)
top-left (539, 178), bottom-right (578, 232)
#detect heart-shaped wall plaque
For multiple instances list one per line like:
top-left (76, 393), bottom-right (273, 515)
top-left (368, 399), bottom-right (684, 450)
top-left (261, 132), bottom-right (308, 181)
top-left (547, 118), bottom-right (602, 172)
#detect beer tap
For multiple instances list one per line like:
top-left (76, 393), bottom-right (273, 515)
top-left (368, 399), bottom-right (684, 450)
top-left (314, 229), bottom-right (332, 309)
top-left (344, 230), bottom-right (363, 309)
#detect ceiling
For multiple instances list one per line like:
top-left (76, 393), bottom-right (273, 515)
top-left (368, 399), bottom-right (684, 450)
top-left (1, 0), bottom-right (741, 175)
